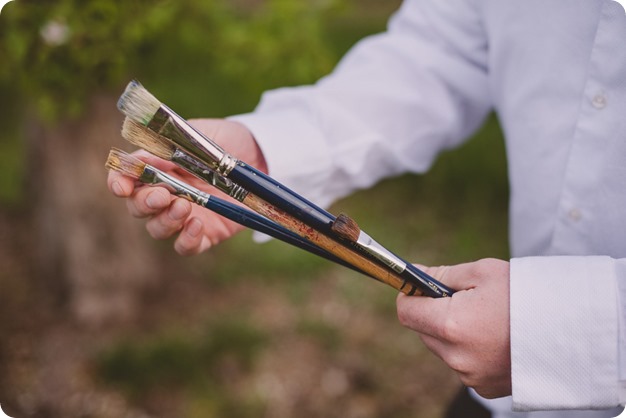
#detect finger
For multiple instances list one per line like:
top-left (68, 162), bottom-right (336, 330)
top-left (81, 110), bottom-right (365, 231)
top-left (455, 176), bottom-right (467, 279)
top-left (419, 333), bottom-right (470, 377)
top-left (126, 186), bottom-right (172, 218)
top-left (396, 292), bottom-right (451, 338)
top-left (107, 170), bottom-right (136, 197)
top-left (130, 149), bottom-right (180, 172)
top-left (145, 198), bottom-right (192, 240)
top-left (174, 217), bottom-right (211, 256)
top-left (420, 264), bottom-right (478, 291)
top-left (418, 333), bottom-right (449, 362)
top-left (418, 334), bottom-right (484, 396)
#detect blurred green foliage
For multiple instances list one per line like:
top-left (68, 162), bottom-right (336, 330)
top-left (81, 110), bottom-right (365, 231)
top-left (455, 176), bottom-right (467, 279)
top-left (96, 318), bottom-right (268, 397)
top-left (0, 0), bottom-right (344, 122)
top-left (0, 0), bottom-right (350, 205)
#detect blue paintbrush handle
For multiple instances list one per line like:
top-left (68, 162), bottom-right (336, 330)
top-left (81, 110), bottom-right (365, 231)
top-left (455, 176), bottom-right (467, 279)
top-left (228, 161), bottom-right (454, 297)
top-left (228, 161), bottom-right (336, 233)
top-left (201, 195), bottom-right (371, 278)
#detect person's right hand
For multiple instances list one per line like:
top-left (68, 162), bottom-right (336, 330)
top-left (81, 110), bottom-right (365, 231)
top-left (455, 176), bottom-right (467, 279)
top-left (106, 119), bottom-right (268, 256)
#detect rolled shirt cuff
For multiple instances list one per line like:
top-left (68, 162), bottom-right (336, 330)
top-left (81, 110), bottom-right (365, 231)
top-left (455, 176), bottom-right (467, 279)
top-left (510, 256), bottom-right (619, 411)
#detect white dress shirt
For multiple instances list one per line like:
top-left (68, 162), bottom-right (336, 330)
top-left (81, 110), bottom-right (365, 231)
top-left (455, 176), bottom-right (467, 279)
top-left (232, 0), bottom-right (626, 415)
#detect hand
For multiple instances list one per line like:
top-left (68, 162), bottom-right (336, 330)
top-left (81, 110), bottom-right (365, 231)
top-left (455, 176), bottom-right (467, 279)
top-left (106, 119), bottom-right (268, 255)
top-left (396, 258), bottom-right (511, 399)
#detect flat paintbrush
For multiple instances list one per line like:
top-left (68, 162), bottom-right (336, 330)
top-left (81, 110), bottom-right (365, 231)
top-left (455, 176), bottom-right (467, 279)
top-left (105, 147), bottom-right (371, 275)
top-left (117, 81), bottom-right (451, 297)
top-left (119, 121), bottom-right (430, 294)
top-left (117, 81), bottom-right (337, 234)
top-left (332, 214), bottom-right (455, 297)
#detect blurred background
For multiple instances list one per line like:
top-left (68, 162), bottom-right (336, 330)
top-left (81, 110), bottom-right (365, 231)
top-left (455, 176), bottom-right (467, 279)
top-left (0, 0), bottom-right (509, 417)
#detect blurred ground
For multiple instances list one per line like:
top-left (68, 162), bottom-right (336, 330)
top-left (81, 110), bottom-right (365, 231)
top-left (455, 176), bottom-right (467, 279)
top-left (0, 1), bottom-right (509, 417)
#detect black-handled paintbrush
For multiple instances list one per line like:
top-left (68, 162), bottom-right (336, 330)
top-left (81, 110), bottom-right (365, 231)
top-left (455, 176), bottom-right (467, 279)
top-left (105, 147), bottom-right (372, 276)
top-left (117, 81), bottom-right (452, 297)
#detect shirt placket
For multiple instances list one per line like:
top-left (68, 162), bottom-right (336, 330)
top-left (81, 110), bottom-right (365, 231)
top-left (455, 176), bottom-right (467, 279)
top-left (549, 5), bottom-right (621, 256)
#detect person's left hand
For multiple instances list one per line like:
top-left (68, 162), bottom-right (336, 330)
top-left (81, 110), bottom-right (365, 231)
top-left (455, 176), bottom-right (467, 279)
top-left (396, 258), bottom-right (511, 399)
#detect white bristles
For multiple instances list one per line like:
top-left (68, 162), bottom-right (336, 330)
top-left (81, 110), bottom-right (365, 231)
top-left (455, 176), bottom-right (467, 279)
top-left (117, 80), bottom-right (161, 126)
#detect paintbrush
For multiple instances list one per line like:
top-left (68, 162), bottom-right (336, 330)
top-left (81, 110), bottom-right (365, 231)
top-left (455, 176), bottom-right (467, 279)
top-left (117, 80), bottom-right (451, 297)
top-left (121, 118), bottom-right (248, 201)
top-left (105, 147), bottom-right (370, 274)
top-left (118, 121), bottom-right (430, 294)
top-left (117, 81), bottom-right (342, 239)
top-left (331, 214), bottom-right (455, 297)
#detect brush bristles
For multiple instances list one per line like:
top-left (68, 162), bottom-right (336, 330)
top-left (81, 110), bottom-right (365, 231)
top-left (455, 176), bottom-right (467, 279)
top-left (105, 148), bottom-right (146, 180)
top-left (122, 118), bottom-right (175, 160)
top-left (331, 213), bottom-right (361, 242)
top-left (117, 80), bottom-right (161, 126)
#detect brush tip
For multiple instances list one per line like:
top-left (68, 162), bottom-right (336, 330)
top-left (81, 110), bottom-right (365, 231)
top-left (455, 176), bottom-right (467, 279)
top-left (121, 117), bottom-right (175, 160)
top-left (105, 147), bottom-right (146, 180)
top-left (117, 80), bottom-right (161, 125)
top-left (331, 213), bottom-right (360, 242)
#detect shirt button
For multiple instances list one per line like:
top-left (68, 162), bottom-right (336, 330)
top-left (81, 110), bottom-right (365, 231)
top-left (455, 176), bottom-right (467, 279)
top-left (568, 208), bottom-right (582, 222)
top-left (592, 93), bottom-right (607, 109)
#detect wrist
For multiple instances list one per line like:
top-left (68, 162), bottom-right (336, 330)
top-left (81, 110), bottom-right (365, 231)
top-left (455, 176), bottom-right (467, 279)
top-left (248, 133), bottom-right (269, 174)
top-left (224, 120), bottom-right (268, 174)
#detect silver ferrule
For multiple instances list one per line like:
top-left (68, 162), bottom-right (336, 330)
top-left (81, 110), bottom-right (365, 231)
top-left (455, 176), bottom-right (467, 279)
top-left (217, 153), bottom-right (238, 177)
top-left (140, 164), bottom-right (209, 206)
top-left (355, 231), bottom-right (407, 274)
top-left (172, 150), bottom-right (248, 202)
top-left (148, 105), bottom-right (235, 174)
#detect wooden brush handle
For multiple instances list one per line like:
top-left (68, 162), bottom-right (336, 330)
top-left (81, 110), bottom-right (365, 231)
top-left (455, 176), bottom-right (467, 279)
top-left (332, 213), bottom-right (454, 298)
top-left (229, 162), bottom-right (336, 233)
top-left (242, 193), bottom-right (423, 296)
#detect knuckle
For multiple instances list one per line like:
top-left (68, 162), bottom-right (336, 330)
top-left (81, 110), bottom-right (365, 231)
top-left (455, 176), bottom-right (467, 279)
top-left (146, 226), bottom-right (169, 240)
top-left (395, 296), bottom-right (423, 330)
top-left (126, 194), bottom-right (153, 218)
top-left (458, 372), bottom-right (478, 390)
top-left (446, 353), bottom-right (471, 376)
top-left (146, 218), bottom-right (178, 240)
top-left (396, 306), bottom-right (412, 328)
top-left (446, 356), bottom-right (464, 375)
top-left (174, 232), bottom-right (206, 256)
top-left (126, 199), bottom-right (145, 218)
top-left (478, 258), bottom-right (498, 272)
top-left (439, 315), bottom-right (461, 343)
top-left (175, 240), bottom-right (200, 257)
top-left (465, 262), bottom-right (483, 280)
top-left (425, 265), bottom-right (447, 282)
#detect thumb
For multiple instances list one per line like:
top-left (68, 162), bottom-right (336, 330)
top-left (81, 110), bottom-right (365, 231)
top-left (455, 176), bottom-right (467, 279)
top-left (396, 264), bottom-right (472, 337)
top-left (418, 263), bottom-right (478, 292)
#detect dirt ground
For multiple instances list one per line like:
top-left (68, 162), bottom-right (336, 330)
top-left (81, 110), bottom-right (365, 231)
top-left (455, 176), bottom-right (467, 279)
top-left (0, 207), bottom-right (461, 418)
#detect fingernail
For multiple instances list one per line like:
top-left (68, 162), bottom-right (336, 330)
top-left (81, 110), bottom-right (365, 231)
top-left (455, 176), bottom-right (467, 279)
top-left (146, 191), bottom-right (167, 209)
top-left (187, 218), bottom-right (202, 237)
top-left (112, 181), bottom-right (124, 196)
top-left (169, 200), bottom-right (189, 221)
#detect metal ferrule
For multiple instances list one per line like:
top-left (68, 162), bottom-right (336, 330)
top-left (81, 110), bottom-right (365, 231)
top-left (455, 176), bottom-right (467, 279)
top-left (140, 164), bottom-right (209, 206)
top-left (217, 153), bottom-right (238, 177)
top-left (172, 150), bottom-right (249, 202)
top-left (148, 105), bottom-right (233, 174)
top-left (354, 231), bottom-right (407, 274)
top-left (353, 236), bottom-right (446, 296)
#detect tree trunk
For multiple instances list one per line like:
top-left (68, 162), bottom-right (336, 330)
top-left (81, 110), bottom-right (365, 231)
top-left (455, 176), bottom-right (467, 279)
top-left (28, 93), bottom-right (158, 328)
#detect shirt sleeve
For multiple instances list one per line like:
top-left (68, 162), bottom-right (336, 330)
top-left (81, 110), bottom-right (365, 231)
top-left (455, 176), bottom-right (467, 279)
top-left (231, 0), bottom-right (492, 208)
top-left (510, 256), bottom-right (626, 411)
